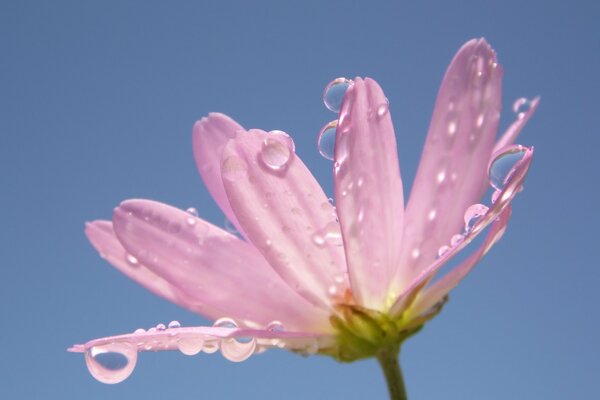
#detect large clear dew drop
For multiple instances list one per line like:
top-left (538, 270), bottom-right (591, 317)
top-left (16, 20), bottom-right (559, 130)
top-left (213, 318), bottom-right (257, 362)
top-left (464, 204), bottom-right (489, 232)
top-left (85, 343), bottom-right (138, 384)
top-left (318, 120), bottom-right (337, 161)
top-left (260, 137), bottom-right (293, 170)
top-left (488, 145), bottom-right (527, 191)
top-left (323, 78), bottom-right (352, 113)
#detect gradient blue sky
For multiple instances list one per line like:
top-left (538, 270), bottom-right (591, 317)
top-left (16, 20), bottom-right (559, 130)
top-left (1, 1), bottom-right (598, 398)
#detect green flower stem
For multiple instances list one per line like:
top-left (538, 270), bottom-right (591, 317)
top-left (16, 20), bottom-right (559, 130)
top-left (376, 346), bottom-right (408, 400)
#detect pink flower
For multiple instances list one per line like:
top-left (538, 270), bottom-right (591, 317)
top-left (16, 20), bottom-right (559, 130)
top-left (70, 38), bottom-right (537, 394)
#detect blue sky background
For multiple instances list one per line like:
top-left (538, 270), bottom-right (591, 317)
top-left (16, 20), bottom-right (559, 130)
top-left (1, 1), bottom-right (598, 398)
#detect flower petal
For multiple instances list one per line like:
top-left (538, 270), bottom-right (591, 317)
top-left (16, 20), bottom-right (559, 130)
top-left (70, 324), bottom-right (334, 383)
top-left (112, 199), bottom-right (331, 331)
top-left (85, 220), bottom-right (221, 316)
top-left (334, 77), bottom-right (404, 310)
top-left (192, 113), bottom-right (246, 234)
top-left (493, 96), bottom-right (540, 153)
top-left (394, 39), bottom-right (503, 291)
top-left (221, 130), bottom-right (348, 309)
top-left (390, 146), bottom-right (533, 315)
top-left (409, 205), bottom-right (512, 317)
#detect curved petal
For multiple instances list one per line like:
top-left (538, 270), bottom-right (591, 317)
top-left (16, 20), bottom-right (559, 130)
top-left (85, 220), bottom-right (221, 317)
top-left (221, 130), bottom-right (348, 310)
top-left (192, 113), bottom-right (246, 234)
top-left (390, 146), bottom-right (533, 315)
top-left (112, 199), bottom-right (331, 331)
top-left (394, 39), bottom-right (504, 292)
top-left (334, 77), bottom-right (404, 310)
top-left (493, 96), bottom-right (540, 153)
top-left (70, 324), bottom-right (335, 383)
top-left (409, 205), bottom-right (512, 317)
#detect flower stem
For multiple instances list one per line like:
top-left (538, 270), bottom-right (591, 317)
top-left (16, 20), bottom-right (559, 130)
top-left (376, 346), bottom-right (408, 400)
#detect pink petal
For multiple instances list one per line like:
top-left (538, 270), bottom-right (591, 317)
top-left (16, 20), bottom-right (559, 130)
top-left (221, 130), bottom-right (348, 309)
top-left (390, 146), bottom-right (533, 315)
top-left (334, 77), bottom-right (404, 309)
top-left (112, 199), bottom-right (331, 331)
top-left (493, 96), bottom-right (540, 153)
top-left (409, 205), bottom-right (512, 317)
top-left (192, 113), bottom-right (246, 234)
top-left (394, 39), bottom-right (504, 291)
top-left (70, 323), bottom-right (334, 383)
top-left (85, 220), bottom-right (221, 317)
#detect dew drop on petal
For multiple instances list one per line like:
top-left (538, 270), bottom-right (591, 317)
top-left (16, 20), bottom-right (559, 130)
top-left (126, 254), bottom-right (138, 266)
top-left (177, 337), bottom-right (204, 356)
top-left (213, 317), bottom-right (238, 329)
top-left (437, 245), bottom-right (450, 258)
top-left (512, 97), bottom-right (532, 118)
top-left (156, 323), bottom-right (166, 331)
top-left (224, 218), bottom-right (240, 237)
top-left (323, 77), bottom-right (353, 113)
top-left (464, 204), bottom-right (489, 232)
top-left (133, 328), bottom-right (145, 335)
top-left (269, 130), bottom-right (296, 152)
top-left (267, 321), bottom-right (285, 332)
top-left (85, 343), bottom-right (138, 384)
top-left (318, 120), bottom-right (337, 161)
top-left (488, 145), bottom-right (528, 191)
top-left (185, 208), bottom-right (198, 226)
top-left (168, 320), bottom-right (181, 329)
top-left (450, 234), bottom-right (464, 247)
top-left (376, 100), bottom-right (389, 118)
top-left (260, 137), bottom-right (293, 170)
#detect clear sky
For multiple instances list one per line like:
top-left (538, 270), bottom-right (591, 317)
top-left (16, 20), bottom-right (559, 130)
top-left (1, 1), bottom-right (598, 398)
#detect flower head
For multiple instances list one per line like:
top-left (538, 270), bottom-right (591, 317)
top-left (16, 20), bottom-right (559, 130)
top-left (70, 39), bottom-right (537, 387)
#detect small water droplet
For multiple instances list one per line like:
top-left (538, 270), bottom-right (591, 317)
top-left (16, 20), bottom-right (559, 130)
top-left (318, 120), bottom-right (337, 161)
top-left (464, 204), bottom-right (489, 232)
top-left (168, 320), bottom-right (181, 329)
top-left (177, 337), bottom-right (204, 356)
top-left (491, 189), bottom-right (501, 203)
top-left (267, 321), bottom-right (285, 332)
top-left (437, 245), bottom-right (450, 258)
top-left (450, 234), bottom-right (464, 246)
top-left (85, 343), bottom-right (138, 384)
top-left (323, 77), bottom-right (353, 113)
top-left (213, 317), bottom-right (238, 329)
top-left (376, 101), bottom-right (389, 118)
top-left (488, 145), bottom-right (528, 191)
top-left (126, 254), bottom-right (138, 266)
top-left (512, 97), bottom-right (532, 118)
top-left (185, 208), bottom-right (198, 226)
top-left (133, 328), bottom-right (145, 335)
top-left (260, 137), bottom-right (293, 170)
top-left (312, 234), bottom-right (325, 246)
top-left (411, 247), bottom-right (420, 260)
top-left (156, 323), bottom-right (166, 331)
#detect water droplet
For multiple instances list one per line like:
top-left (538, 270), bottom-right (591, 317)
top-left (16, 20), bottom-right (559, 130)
top-left (185, 208), bottom-right (198, 226)
top-left (464, 204), bottom-right (489, 232)
top-left (267, 321), bottom-right (285, 332)
top-left (260, 137), bottom-right (292, 170)
top-left (323, 77), bottom-right (353, 113)
top-left (512, 97), bottom-right (531, 118)
top-left (437, 245), bottom-right (450, 258)
top-left (202, 340), bottom-right (219, 354)
top-left (312, 234), bottom-right (325, 246)
top-left (213, 318), bottom-right (256, 362)
top-left (491, 189), bottom-right (501, 203)
top-left (177, 337), bottom-right (204, 356)
top-left (488, 145), bottom-right (527, 191)
top-left (318, 120), bottom-right (337, 161)
top-left (126, 254), bottom-right (138, 266)
top-left (222, 156), bottom-right (248, 182)
top-left (450, 234), bottom-right (464, 246)
top-left (213, 317), bottom-right (238, 329)
top-left (376, 101), bottom-right (389, 118)
top-left (168, 320), bottom-right (181, 329)
top-left (156, 323), bottom-right (166, 331)
top-left (224, 218), bottom-right (241, 237)
top-left (85, 343), bottom-right (138, 384)
top-left (268, 130), bottom-right (296, 152)
top-left (411, 247), bottom-right (420, 260)
top-left (133, 328), bottom-right (145, 335)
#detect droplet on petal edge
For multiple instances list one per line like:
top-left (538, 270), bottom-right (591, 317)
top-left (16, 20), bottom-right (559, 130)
top-left (488, 145), bottom-right (528, 191)
top-left (512, 97), bottom-right (532, 118)
top-left (212, 318), bottom-right (257, 362)
top-left (85, 343), bottom-right (138, 384)
top-left (464, 203), bottom-right (490, 232)
top-left (185, 207), bottom-right (198, 225)
top-left (318, 120), bottom-right (337, 160)
top-left (268, 130), bottom-right (296, 152)
top-left (323, 77), bottom-right (353, 113)
top-left (259, 137), bottom-right (293, 171)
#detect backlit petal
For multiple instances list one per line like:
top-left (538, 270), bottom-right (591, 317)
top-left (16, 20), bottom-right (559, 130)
top-left (221, 130), bottom-right (348, 310)
top-left (112, 199), bottom-right (331, 331)
top-left (394, 39), bottom-right (503, 291)
top-left (334, 77), bottom-right (404, 310)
